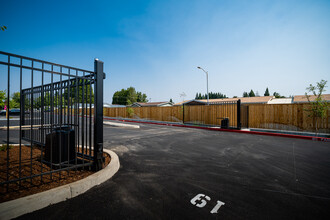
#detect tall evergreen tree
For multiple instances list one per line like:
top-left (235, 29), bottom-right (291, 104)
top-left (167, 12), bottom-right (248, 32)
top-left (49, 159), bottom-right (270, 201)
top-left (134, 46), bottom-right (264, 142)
top-left (195, 92), bottom-right (227, 99)
top-left (249, 89), bottom-right (256, 97)
top-left (243, 91), bottom-right (249, 97)
top-left (264, 87), bottom-right (270, 96)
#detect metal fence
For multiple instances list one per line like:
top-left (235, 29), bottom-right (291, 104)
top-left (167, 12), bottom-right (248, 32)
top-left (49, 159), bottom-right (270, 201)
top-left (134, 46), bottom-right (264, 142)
top-left (0, 51), bottom-right (105, 194)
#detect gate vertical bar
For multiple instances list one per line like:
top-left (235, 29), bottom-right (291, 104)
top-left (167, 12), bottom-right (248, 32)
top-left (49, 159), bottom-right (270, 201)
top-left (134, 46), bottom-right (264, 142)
top-left (19, 58), bottom-right (23, 187)
top-left (40, 63), bottom-right (45, 182)
top-left (237, 99), bottom-right (241, 130)
top-left (6, 55), bottom-right (10, 191)
top-left (30, 61), bottom-right (34, 184)
top-left (93, 59), bottom-right (104, 170)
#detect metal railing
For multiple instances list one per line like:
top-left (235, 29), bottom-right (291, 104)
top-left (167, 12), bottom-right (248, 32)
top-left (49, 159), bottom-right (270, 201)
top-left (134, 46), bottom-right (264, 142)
top-left (0, 51), bottom-right (105, 194)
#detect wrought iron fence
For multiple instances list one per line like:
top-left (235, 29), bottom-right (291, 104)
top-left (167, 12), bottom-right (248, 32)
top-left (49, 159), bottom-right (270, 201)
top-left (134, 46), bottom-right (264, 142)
top-left (0, 51), bottom-right (105, 194)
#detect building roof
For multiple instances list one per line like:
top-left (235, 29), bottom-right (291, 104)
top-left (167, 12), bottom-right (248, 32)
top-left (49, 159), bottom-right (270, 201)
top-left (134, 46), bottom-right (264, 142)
top-left (104, 104), bottom-right (126, 108)
top-left (293, 94), bottom-right (330, 103)
top-left (173, 100), bottom-right (193, 106)
top-left (131, 101), bottom-right (173, 107)
top-left (267, 98), bottom-right (293, 104)
top-left (174, 96), bottom-right (274, 105)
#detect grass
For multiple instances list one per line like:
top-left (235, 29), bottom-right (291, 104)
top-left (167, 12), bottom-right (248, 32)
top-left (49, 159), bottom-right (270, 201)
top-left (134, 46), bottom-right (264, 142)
top-left (0, 144), bottom-right (14, 151)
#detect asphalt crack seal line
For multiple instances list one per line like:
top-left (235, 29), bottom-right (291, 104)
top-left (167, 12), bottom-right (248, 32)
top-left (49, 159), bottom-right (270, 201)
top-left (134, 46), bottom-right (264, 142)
top-left (0, 149), bottom-right (120, 220)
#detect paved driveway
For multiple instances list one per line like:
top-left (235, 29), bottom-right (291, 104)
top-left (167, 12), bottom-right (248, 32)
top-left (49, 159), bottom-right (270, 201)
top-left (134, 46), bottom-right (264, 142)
top-left (18, 122), bottom-right (330, 219)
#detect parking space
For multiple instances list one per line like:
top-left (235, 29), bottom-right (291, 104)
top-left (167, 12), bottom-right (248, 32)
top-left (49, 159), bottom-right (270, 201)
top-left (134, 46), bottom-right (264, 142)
top-left (17, 122), bottom-right (330, 219)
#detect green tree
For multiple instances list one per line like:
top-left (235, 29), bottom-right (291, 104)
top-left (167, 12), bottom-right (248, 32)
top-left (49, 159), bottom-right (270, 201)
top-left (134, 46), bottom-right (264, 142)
top-left (243, 91), bottom-right (249, 97)
top-left (264, 87), bottom-right (270, 96)
top-left (11, 92), bottom-right (20, 108)
top-left (63, 79), bottom-right (94, 105)
top-left (0, 90), bottom-right (20, 109)
top-left (273, 92), bottom-right (285, 98)
top-left (112, 87), bottom-right (147, 105)
top-left (126, 107), bottom-right (134, 117)
top-left (137, 91), bottom-right (147, 102)
top-left (0, 90), bottom-right (5, 109)
top-left (195, 92), bottom-right (227, 99)
top-left (169, 98), bottom-right (173, 104)
top-left (249, 90), bottom-right (255, 97)
top-left (304, 79), bottom-right (329, 134)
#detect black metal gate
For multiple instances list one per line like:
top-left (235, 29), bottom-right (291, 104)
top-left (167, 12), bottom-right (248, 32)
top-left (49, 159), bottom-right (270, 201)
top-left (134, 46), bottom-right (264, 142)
top-left (0, 51), bottom-right (105, 194)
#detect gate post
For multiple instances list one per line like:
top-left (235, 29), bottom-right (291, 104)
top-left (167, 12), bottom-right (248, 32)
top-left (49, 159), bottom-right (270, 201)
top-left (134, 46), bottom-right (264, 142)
top-left (237, 99), bottom-right (241, 130)
top-left (94, 59), bottom-right (105, 170)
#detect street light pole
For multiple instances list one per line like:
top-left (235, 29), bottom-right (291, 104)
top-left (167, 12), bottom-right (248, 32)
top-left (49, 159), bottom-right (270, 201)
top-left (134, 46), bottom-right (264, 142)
top-left (197, 66), bottom-right (209, 105)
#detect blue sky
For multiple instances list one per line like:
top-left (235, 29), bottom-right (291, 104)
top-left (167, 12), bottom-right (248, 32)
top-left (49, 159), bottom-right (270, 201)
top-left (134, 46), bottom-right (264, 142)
top-left (1, 0), bottom-right (329, 103)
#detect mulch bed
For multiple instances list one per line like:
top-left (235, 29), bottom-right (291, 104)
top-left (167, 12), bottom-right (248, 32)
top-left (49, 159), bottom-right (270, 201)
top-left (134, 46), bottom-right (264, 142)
top-left (0, 145), bottom-right (110, 203)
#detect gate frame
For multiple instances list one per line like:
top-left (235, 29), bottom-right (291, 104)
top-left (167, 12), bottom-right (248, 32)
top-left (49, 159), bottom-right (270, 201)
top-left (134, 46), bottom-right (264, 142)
top-left (0, 51), bottom-right (106, 192)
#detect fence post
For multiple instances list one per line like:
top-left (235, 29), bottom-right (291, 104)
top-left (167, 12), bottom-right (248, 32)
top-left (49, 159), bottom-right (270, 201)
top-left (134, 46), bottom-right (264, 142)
top-left (94, 59), bottom-right (105, 170)
top-left (183, 104), bottom-right (185, 123)
top-left (246, 105), bottom-right (249, 128)
top-left (237, 99), bottom-right (241, 130)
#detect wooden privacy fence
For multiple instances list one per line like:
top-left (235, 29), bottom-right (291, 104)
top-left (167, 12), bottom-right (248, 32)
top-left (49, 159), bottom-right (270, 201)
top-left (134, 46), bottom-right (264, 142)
top-left (104, 103), bottom-right (240, 128)
top-left (104, 103), bottom-right (330, 133)
top-left (247, 103), bottom-right (330, 133)
top-left (105, 106), bottom-right (183, 122)
top-left (183, 104), bottom-right (239, 128)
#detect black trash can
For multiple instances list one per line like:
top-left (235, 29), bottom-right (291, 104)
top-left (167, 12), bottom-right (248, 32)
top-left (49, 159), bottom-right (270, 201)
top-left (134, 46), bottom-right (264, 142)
top-left (45, 126), bottom-right (76, 164)
top-left (221, 118), bottom-right (229, 129)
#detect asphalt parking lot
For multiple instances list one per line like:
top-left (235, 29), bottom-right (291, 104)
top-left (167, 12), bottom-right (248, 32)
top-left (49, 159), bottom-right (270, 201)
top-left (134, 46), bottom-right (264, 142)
top-left (11, 121), bottom-right (330, 219)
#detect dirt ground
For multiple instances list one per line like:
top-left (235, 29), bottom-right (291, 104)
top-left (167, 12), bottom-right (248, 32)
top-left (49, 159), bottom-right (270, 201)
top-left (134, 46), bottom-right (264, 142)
top-left (0, 145), bottom-right (110, 203)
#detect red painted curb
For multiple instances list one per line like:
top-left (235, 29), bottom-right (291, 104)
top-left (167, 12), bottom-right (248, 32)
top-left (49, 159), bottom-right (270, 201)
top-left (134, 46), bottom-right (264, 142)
top-left (104, 118), bottom-right (330, 142)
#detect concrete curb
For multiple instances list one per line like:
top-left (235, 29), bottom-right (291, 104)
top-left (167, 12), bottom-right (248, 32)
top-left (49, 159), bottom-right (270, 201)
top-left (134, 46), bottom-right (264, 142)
top-left (104, 121), bottom-right (140, 129)
top-left (0, 149), bottom-right (120, 220)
